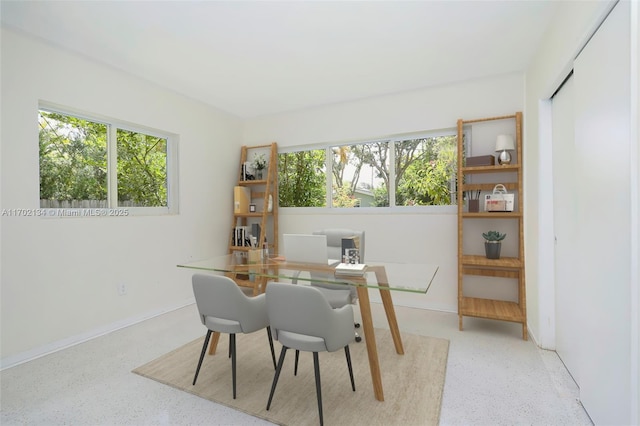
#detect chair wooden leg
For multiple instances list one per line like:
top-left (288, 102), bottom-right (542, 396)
top-left (193, 330), bottom-right (212, 385)
top-left (313, 352), bottom-right (323, 426)
top-left (294, 349), bottom-right (300, 376)
top-left (344, 345), bottom-right (355, 391)
top-left (266, 327), bottom-right (276, 369)
top-left (267, 346), bottom-right (288, 411)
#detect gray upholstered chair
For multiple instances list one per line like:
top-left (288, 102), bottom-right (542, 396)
top-left (265, 282), bottom-right (356, 426)
top-left (191, 273), bottom-right (276, 399)
top-left (313, 228), bottom-right (365, 267)
top-left (312, 228), bottom-right (365, 341)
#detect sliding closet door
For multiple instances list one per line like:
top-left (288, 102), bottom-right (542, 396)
top-left (572, 1), bottom-right (631, 424)
top-left (552, 75), bottom-right (581, 386)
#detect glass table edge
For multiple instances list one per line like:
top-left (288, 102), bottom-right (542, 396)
top-left (177, 262), bottom-right (439, 295)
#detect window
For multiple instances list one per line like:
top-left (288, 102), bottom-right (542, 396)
top-left (278, 131), bottom-right (457, 209)
top-left (278, 149), bottom-right (326, 207)
top-left (331, 142), bottom-right (389, 207)
top-left (38, 105), bottom-right (178, 214)
top-left (394, 135), bottom-right (457, 206)
top-left (116, 129), bottom-right (168, 207)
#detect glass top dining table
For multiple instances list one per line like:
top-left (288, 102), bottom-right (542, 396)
top-left (177, 252), bottom-right (439, 294)
top-left (177, 252), bottom-right (439, 402)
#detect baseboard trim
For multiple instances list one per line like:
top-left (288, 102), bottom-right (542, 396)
top-left (0, 298), bottom-right (195, 371)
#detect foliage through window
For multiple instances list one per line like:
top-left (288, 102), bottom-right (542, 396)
top-left (394, 136), bottom-right (457, 206)
top-left (278, 132), bottom-right (457, 208)
top-left (278, 150), bottom-right (326, 207)
top-left (38, 107), bottom-right (175, 212)
top-left (116, 129), bottom-right (167, 207)
top-left (331, 143), bottom-right (389, 207)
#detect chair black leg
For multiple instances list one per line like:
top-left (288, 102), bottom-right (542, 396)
top-left (193, 330), bottom-right (212, 385)
top-left (344, 345), bottom-right (355, 391)
top-left (266, 327), bottom-right (276, 369)
top-left (313, 352), bottom-right (323, 426)
top-left (228, 334), bottom-right (232, 358)
top-left (294, 349), bottom-right (300, 376)
top-left (230, 333), bottom-right (236, 399)
top-left (267, 346), bottom-right (288, 411)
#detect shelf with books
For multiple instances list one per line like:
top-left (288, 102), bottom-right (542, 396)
top-left (228, 142), bottom-right (278, 295)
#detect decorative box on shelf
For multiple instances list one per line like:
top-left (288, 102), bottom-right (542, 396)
top-left (484, 184), bottom-right (514, 212)
top-left (233, 186), bottom-right (251, 214)
top-left (466, 155), bottom-right (495, 167)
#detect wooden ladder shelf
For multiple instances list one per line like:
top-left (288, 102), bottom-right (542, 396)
top-left (227, 142), bottom-right (279, 295)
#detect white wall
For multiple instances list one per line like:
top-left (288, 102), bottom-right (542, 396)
top-left (523, 0), bottom-right (617, 346)
top-left (525, 1), bottom-right (639, 423)
top-left (244, 74), bottom-right (524, 313)
top-left (0, 29), bottom-right (242, 366)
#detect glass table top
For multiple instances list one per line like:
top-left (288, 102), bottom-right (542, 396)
top-left (177, 252), bottom-right (439, 294)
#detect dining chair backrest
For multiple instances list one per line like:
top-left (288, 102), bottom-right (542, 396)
top-left (192, 273), bottom-right (268, 334)
top-left (310, 228), bottom-right (364, 301)
top-left (313, 228), bottom-right (365, 264)
top-left (265, 282), bottom-right (354, 353)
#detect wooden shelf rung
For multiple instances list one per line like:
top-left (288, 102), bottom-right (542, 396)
top-left (462, 267), bottom-right (520, 278)
top-left (461, 212), bottom-right (522, 218)
top-left (461, 164), bottom-right (520, 174)
top-left (461, 255), bottom-right (523, 268)
top-left (460, 297), bottom-right (525, 323)
top-left (461, 182), bottom-right (518, 191)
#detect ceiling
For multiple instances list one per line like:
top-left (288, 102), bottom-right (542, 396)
top-left (1, 1), bottom-right (557, 119)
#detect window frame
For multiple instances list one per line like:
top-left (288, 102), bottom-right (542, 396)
top-left (278, 128), bottom-right (461, 214)
top-left (38, 102), bottom-right (179, 216)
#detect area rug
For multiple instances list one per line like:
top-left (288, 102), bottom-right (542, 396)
top-left (133, 329), bottom-right (449, 425)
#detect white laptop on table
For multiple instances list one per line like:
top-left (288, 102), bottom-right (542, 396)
top-left (282, 234), bottom-right (340, 266)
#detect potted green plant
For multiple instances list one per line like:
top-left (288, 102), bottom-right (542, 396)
top-left (252, 153), bottom-right (267, 180)
top-left (482, 230), bottom-right (506, 259)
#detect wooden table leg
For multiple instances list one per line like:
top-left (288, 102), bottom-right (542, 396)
top-left (378, 287), bottom-right (404, 355)
top-left (208, 331), bottom-right (220, 355)
top-left (373, 267), bottom-right (404, 355)
top-left (356, 286), bottom-right (384, 402)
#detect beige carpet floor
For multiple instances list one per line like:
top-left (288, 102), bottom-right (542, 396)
top-left (133, 328), bottom-right (449, 426)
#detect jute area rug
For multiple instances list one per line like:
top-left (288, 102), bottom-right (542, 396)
top-left (133, 329), bottom-right (449, 426)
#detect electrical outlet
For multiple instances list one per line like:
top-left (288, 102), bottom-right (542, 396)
top-left (118, 283), bottom-right (127, 296)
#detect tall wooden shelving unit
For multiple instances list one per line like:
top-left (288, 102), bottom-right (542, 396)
top-left (456, 112), bottom-right (527, 340)
top-left (228, 142), bottom-right (279, 295)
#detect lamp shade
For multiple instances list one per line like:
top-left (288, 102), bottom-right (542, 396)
top-left (495, 134), bottom-right (515, 152)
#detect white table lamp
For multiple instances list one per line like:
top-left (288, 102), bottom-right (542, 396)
top-left (495, 134), bottom-right (515, 165)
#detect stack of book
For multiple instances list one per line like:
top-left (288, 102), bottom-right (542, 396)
top-left (232, 226), bottom-right (250, 247)
top-left (335, 263), bottom-right (367, 277)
